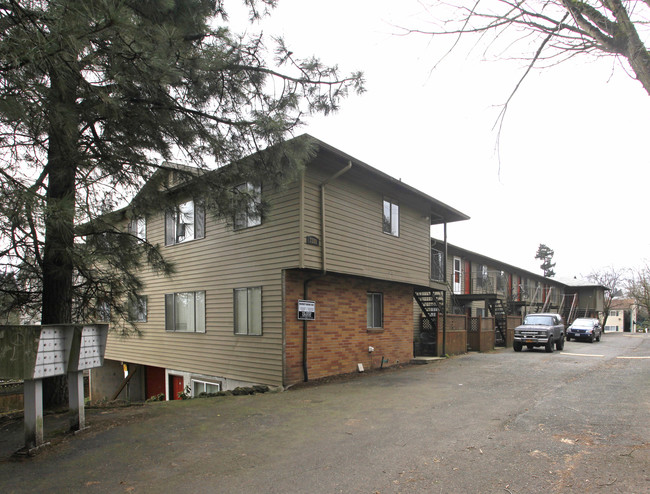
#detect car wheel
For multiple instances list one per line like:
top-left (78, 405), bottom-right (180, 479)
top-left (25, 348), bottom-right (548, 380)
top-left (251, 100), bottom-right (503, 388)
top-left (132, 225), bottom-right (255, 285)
top-left (513, 341), bottom-right (522, 352)
top-left (566, 335), bottom-right (571, 341)
top-left (545, 338), bottom-right (554, 353)
top-left (589, 335), bottom-right (594, 343)
top-left (556, 334), bottom-right (565, 351)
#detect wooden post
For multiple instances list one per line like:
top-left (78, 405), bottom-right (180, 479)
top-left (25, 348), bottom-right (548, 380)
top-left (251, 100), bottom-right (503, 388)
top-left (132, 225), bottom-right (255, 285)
top-left (68, 371), bottom-right (85, 431)
top-left (23, 379), bottom-right (44, 450)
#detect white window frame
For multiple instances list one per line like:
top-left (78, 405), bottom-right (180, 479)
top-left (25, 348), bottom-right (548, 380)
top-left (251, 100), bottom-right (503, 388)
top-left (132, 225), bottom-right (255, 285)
top-left (191, 379), bottom-right (221, 397)
top-left (453, 257), bottom-right (462, 294)
top-left (431, 248), bottom-right (444, 281)
top-left (128, 216), bottom-right (146, 241)
top-left (165, 291), bottom-right (206, 333)
top-left (477, 264), bottom-right (488, 289)
top-left (497, 271), bottom-right (506, 292)
top-left (234, 286), bottom-right (262, 335)
top-left (234, 182), bottom-right (262, 230)
top-left (165, 199), bottom-right (205, 245)
top-left (367, 292), bottom-right (383, 329)
top-left (382, 198), bottom-right (399, 237)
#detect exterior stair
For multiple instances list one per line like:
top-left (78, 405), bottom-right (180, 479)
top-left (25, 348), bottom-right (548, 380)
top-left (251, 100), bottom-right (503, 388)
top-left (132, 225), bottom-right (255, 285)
top-left (487, 298), bottom-right (508, 346)
top-left (414, 289), bottom-right (445, 329)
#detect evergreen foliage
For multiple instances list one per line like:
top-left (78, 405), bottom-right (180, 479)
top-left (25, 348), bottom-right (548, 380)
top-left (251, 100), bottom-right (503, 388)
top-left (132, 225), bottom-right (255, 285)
top-left (0, 0), bottom-right (364, 328)
top-left (535, 243), bottom-right (556, 278)
top-left (0, 0), bottom-right (364, 405)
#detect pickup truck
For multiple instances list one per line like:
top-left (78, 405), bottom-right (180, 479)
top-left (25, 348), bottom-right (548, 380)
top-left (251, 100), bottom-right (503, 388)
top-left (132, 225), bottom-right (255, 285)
top-left (513, 313), bottom-right (565, 353)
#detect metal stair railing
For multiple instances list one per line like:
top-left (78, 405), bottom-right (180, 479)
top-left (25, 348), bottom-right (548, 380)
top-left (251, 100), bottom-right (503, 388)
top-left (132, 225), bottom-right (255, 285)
top-left (414, 289), bottom-right (444, 327)
top-left (487, 298), bottom-right (508, 345)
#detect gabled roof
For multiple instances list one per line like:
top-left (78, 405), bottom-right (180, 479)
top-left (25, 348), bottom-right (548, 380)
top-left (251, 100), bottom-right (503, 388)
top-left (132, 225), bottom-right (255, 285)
top-left (610, 298), bottom-right (636, 310)
top-left (311, 136), bottom-right (470, 226)
top-left (117, 134), bottom-right (470, 227)
top-left (555, 277), bottom-right (610, 291)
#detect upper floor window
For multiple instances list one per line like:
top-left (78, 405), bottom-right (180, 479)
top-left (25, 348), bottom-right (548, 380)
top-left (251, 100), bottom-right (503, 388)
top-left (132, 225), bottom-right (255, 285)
top-left (431, 248), bottom-right (444, 281)
top-left (233, 183), bottom-right (262, 230)
top-left (128, 217), bottom-right (146, 241)
top-left (496, 271), bottom-right (506, 292)
top-left (165, 291), bottom-right (205, 332)
top-left (165, 199), bottom-right (205, 245)
top-left (382, 198), bottom-right (399, 236)
top-left (477, 264), bottom-right (488, 289)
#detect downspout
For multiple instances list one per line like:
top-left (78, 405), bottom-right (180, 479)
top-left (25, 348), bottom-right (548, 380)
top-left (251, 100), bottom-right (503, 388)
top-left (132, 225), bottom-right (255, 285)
top-left (302, 161), bottom-right (352, 382)
top-left (299, 170), bottom-right (305, 269)
top-left (320, 161), bottom-right (352, 273)
top-left (302, 277), bottom-right (316, 382)
top-left (443, 221), bottom-right (448, 357)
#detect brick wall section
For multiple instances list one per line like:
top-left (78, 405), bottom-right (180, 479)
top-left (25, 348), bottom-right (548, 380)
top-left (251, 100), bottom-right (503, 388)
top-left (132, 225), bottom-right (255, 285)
top-left (285, 270), bottom-right (414, 385)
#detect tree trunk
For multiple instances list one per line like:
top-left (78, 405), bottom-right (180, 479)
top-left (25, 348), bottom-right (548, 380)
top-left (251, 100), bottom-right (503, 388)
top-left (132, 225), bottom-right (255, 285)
top-left (41, 65), bottom-right (79, 408)
top-left (604, 0), bottom-right (650, 96)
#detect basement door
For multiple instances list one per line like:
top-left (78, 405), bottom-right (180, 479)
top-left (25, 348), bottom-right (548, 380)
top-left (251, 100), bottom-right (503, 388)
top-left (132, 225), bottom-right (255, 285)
top-left (169, 375), bottom-right (184, 400)
top-left (145, 366), bottom-right (166, 400)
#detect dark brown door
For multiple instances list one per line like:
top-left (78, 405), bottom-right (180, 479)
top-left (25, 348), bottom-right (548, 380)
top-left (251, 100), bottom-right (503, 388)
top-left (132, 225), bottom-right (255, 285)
top-left (145, 366), bottom-right (165, 399)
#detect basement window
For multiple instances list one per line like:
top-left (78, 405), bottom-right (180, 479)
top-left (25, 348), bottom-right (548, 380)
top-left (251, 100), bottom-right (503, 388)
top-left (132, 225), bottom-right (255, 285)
top-left (191, 379), bottom-right (221, 396)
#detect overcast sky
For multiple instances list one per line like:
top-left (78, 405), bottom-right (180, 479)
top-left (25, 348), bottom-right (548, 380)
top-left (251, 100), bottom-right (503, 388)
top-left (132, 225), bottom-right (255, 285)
top-left (230, 0), bottom-right (650, 279)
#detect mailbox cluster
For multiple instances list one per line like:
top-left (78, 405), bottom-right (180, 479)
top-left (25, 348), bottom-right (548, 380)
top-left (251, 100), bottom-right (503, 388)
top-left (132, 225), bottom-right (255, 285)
top-left (0, 324), bottom-right (109, 452)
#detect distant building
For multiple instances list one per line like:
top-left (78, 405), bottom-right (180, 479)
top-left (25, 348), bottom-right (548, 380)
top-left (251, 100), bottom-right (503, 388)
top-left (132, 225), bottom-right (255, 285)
top-left (607, 298), bottom-right (639, 332)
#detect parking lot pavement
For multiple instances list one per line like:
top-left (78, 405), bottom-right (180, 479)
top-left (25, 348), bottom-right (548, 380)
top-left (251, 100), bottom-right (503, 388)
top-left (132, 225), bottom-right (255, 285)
top-left (1, 333), bottom-right (648, 493)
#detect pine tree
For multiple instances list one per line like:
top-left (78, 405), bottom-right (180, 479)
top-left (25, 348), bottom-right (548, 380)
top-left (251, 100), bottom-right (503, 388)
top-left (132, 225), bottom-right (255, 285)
top-left (535, 244), bottom-right (556, 278)
top-left (0, 0), bottom-right (364, 405)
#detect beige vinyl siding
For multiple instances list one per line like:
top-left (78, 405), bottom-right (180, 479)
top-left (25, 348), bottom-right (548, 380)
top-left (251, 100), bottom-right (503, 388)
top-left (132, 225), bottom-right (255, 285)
top-left (301, 166), bottom-right (431, 286)
top-left (105, 183), bottom-right (302, 387)
top-left (105, 155), bottom-right (440, 386)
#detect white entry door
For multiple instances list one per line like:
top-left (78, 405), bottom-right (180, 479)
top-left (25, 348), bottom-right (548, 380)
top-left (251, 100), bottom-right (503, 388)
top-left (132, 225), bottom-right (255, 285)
top-left (453, 257), bottom-right (462, 294)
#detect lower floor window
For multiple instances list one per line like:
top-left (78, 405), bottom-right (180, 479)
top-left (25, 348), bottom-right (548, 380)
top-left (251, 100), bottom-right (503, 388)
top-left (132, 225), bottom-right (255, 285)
top-left (97, 300), bottom-right (111, 322)
top-left (192, 379), bottom-right (221, 396)
top-left (367, 292), bottom-right (383, 328)
top-left (127, 295), bottom-right (148, 323)
top-left (165, 291), bottom-right (206, 332)
top-left (234, 286), bottom-right (262, 335)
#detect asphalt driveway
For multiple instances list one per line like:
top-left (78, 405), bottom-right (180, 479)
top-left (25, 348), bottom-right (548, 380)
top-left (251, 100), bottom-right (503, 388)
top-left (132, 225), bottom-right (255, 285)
top-left (1, 333), bottom-right (648, 493)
